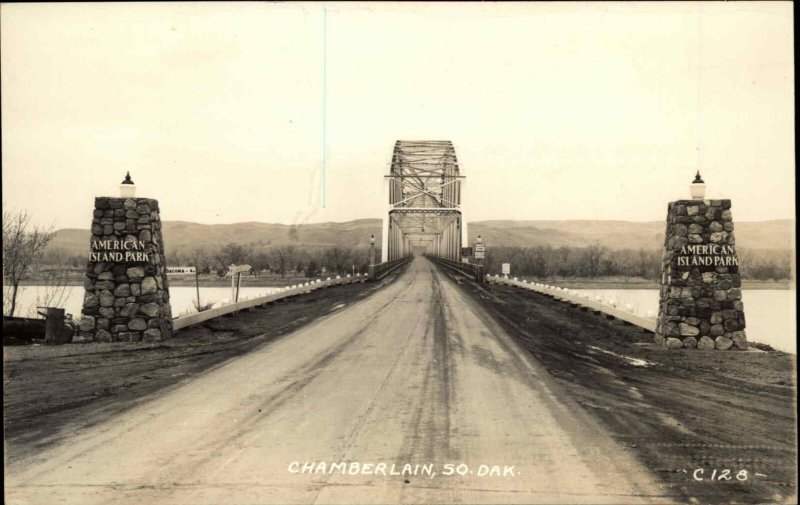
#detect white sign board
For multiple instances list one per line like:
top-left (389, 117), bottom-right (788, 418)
top-left (501, 263), bottom-right (511, 275)
top-left (226, 264), bottom-right (252, 276)
top-left (475, 251), bottom-right (485, 259)
top-left (475, 243), bottom-right (485, 252)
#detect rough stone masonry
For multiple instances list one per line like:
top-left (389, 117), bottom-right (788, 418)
top-left (655, 199), bottom-right (748, 350)
top-left (79, 197), bottom-right (173, 342)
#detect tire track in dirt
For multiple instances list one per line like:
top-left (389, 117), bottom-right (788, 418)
top-left (445, 272), bottom-right (796, 504)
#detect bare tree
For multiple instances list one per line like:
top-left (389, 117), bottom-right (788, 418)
top-left (3, 210), bottom-right (56, 316)
top-left (324, 246), bottom-right (353, 275)
top-left (531, 245), bottom-right (552, 278)
top-left (213, 243), bottom-right (248, 270)
top-left (636, 247), bottom-right (659, 280)
top-left (269, 245), bottom-right (296, 278)
top-left (583, 242), bottom-right (606, 278)
top-left (186, 246), bottom-right (209, 308)
top-left (242, 244), bottom-right (272, 278)
top-left (33, 247), bottom-right (75, 315)
top-left (305, 258), bottom-right (320, 277)
top-left (554, 246), bottom-right (573, 277)
top-left (736, 248), bottom-right (751, 277)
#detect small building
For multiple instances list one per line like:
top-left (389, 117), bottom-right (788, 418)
top-left (166, 266), bottom-right (196, 275)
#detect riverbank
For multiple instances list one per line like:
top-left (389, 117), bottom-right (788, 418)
top-left (3, 266), bottom-right (408, 466)
top-left (445, 268), bottom-right (797, 504)
top-left (18, 273), bottom-right (356, 288)
top-left (508, 275), bottom-right (793, 290)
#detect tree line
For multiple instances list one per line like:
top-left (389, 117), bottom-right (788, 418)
top-left (7, 207), bottom-right (791, 319)
top-left (483, 244), bottom-right (792, 281)
top-left (38, 241), bottom-right (794, 282)
top-left (166, 243), bottom-right (379, 278)
top-left (37, 242), bottom-right (380, 279)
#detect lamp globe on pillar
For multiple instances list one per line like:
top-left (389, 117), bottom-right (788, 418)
top-left (120, 171), bottom-right (136, 198)
top-left (690, 170), bottom-right (706, 200)
top-left (368, 233), bottom-right (377, 278)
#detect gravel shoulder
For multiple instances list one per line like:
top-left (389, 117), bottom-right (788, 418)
top-left (442, 267), bottom-right (797, 504)
top-left (3, 270), bottom-right (407, 466)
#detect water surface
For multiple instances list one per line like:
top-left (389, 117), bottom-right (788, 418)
top-left (572, 288), bottom-right (796, 353)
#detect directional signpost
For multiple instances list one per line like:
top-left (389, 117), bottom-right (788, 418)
top-left (475, 236), bottom-right (485, 262)
top-left (226, 264), bottom-right (251, 303)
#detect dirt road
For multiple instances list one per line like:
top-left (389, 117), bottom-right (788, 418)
top-left (450, 266), bottom-right (796, 504)
top-left (5, 258), bottom-right (672, 504)
top-left (4, 277), bottom-right (387, 462)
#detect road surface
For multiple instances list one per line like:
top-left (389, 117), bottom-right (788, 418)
top-left (6, 258), bottom-right (668, 504)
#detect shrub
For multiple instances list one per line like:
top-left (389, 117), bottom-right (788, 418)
top-left (193, 300), bottom-right (215, 313)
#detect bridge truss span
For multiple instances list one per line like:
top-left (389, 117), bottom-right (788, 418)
top-left (382, 140), bottom-right (466, 262)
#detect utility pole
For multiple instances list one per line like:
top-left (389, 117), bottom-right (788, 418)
top-left (195, 264), bottom-right (201, 308)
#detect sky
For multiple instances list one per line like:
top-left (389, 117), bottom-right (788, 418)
top-left (1, 2), bottom-right (795, 230)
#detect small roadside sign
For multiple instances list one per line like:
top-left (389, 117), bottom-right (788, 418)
top-left (226, 264), bottom-right (252, 276)
top-left (475, 243), bottom-right (485, 252)
top-left (226, 264), bottom-right (251, 304)
top-left (461, 247), bottom-right (473, 257)
top-left (475, 251), bottom-right (485, 259)
top-left (501, 263), bottom-right (511, 275)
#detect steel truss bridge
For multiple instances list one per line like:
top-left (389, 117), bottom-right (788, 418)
top-left (381, 140), bottom-right (467, 262)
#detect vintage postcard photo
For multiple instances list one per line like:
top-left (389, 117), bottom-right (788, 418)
top-left (2, 2), bottom-right (796, 504)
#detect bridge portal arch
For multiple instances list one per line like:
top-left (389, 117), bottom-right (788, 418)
top-left (381, 140), bottom-right (467, 262)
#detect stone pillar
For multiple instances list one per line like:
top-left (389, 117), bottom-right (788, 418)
top-left (79, 197), bottom-right (173, 342)
top-left (655, 199), bottom-right (747, 350)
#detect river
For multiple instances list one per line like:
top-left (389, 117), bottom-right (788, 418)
top-left (5, 285), bottom-right (795, 353)
top-left (5, 285), bottom-right (283, 321)
top-left (572, 288), bottom-right (796, 353)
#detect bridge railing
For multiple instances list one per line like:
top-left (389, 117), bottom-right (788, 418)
top-left (487, 275), bottom-right (656, 332)
top-left (369, 256), bottom-right (413, 281)
top-left (427, 256), bottom-right (486, 284)
top-left (173, 274), bottom-right (367, 332)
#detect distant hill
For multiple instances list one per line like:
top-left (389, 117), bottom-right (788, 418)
top-left (45, 218), bottom-right (793, 258)
top-left (468, 220), bottom-right (794, 251)
top-left (46, 219), bottom-right (384, 258)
